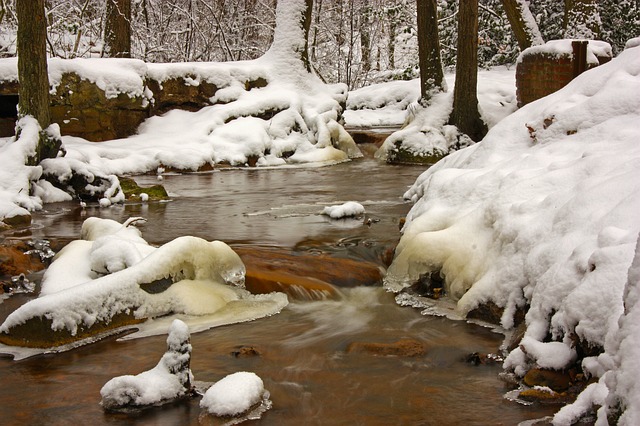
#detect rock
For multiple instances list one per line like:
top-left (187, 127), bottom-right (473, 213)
top-left (231, 345), bottom-right (262, 358)
top-left (235, 246), bottom-right (384, 301)
top-left (0, 245), bottom-right (45, 278)
top-left (119, 177), bottom-right (169, 201)
top-left (518, 387), bottom-right (571, 404)
top-left (1, 214), bottom-right (31, 227)
top-left (346, 339), bottom-right (427, 357)
top-left (386, 142), bottom-right (446, 165)
top-left (101, 319), bottom-right (194, 410)
top-left (523, 368), bottom-right (573, 392)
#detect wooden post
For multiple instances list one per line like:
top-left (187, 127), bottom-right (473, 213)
top-left (572, 40), bottom-right (588, 77)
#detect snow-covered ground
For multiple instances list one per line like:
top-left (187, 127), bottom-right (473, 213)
top-left (385, 38), bottom-right (640, 424)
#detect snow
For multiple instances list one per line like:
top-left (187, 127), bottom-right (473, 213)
top-left (100, 319), bottom-right (193, 410)
top-left (200, 372), bottom-right (266, 417)
top-left (384, 40), bottom-right (640, 422)
top-left (322, 201), bottom-right (366, 219)
top-left (517, 39), bottom-right (612, 66)
top-left (344, 67), bottom-right (517, 129)
top-left (0, 217), bottom-right (288, 353)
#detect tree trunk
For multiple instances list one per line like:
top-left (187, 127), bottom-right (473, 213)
top-left (564, 0), bottom-right (600, 39)
top-left (301, 0), bottom-right (313, 72)
top-left (16, 0), bottom-right (61, 164)
top-left (448, 0), bottom-right (487, 142)
top-left (501, 0), bottom-right (544, 51)
top-left (16, 0), bottom-right (50, 130)
top-left (416, 0), bottom-right (445, 105)
top-left (104, 0), bottom-right (131, 58)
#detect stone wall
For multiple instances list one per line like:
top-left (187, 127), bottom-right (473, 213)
top-left (0, 72), bottom-right (233, 141)
top-left (516, 40), bottom-right (612, 107)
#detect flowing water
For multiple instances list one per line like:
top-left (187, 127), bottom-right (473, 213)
top-left (0, 153), bottom-right (558, 425)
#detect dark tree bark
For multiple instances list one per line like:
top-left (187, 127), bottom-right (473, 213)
top-left (416, 0), bottom-right (445, 105)
top-left (501, 0), bottom-right (543, 51)
top-left (448, 0), bottom-right (487, 142)
top-left (16, 0), bottom-right (50, 129)
top-left (16, 0), bottom-right (61, 164)
top-left (104, 0), bottom-right (132, 58)
top-left (301, 0), bottom-right (313, 72)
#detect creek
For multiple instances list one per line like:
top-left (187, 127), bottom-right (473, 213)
top-left (0, 152), bottom-right (558, 424)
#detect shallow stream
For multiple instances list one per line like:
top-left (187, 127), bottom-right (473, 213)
top-left (0, 154), bottom-right (558, 424)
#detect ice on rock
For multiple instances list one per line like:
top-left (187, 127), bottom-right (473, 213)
top-left (322, 201), bottom-right (365, 219)
top-left (100, 319), bottom-right (193, 410)
top-left (0, 217), bottom-right (288, 353)
top-left (200, 372), bottom-right (267, 417)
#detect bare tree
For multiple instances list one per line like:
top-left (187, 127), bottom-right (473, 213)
top-left (104, 0), bottom-right (131, 58)
top-left (16, 0), bottom-right (61, 163)
top-left (448, 0), bottom-right (487, 142)
top-left (416, 0), bottom-right (445, 105)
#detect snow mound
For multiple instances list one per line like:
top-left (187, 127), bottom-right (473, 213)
top-left (384, 42), bottom-right (640, 422)
top-left (322, 201), bottom-right (365, 219)
top-left (200, 371), bottom-right (267, 417)
top-left (100, 319), bottom-right (193, 410)
top-left (0, 218), bottom-right (288, 355)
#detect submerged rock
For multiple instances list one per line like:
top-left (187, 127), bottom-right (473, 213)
top-left (100, 319), bottom-right (194, 410)
top-left (236, 246), bottom-right (383, 301)
top-left (346, 338), bottom-right (427, 357)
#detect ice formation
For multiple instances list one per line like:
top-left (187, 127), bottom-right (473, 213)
top-left (0, 217), bottom-right (288, 352)
top-left (100, 319), bottom-right (193, 410)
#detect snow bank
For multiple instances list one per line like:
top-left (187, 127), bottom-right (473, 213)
top-left (344, 68), bottom-right (516, 129)
top-left (200, 371), bottom-right (266, 417)
top-left (384, 41), bottom-right (640, 421)
top-left (371, 68), bottom-right (517, 161)
top-left (322, 201), bottom-right (366, 219)
top-left (0, 217), bottom-right (288, 353)
top-left (101, 319), bottom-right (193, 410)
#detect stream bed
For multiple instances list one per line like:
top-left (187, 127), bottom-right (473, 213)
top-left (0, 155), bottom-right (558, 424)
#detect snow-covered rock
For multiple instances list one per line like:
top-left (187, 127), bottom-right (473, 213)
top-left (0, 217), bottom-right (288, 354)
top-left (100, 319), bottom-right (193, 410)
top-left (322, 201), bottom-right (365, 219)
top-left (200, 371), bottom-right (267, 417)
top-left (384, 39), bottom-right (640, 422)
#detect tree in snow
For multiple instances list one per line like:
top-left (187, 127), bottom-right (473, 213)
top-left (501, 0), bottom-right (544, 50)
top-left (448, 0), bottom-right (487, 142)
top-left (15, 0), bottom-right (61, 165)
top-left (104, 0), bottom-right (132, 58)
top-left (416, 0), bottom-right (445, 105)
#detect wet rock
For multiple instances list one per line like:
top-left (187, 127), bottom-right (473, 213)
top-left (465, 352), bottom-right (504, 366)
top-left (147, 76), bottom-right (218, 115)
top-left (523, 368), bottom-right (572, 392)
top-left (518, 387), bottom-right (572, 404)
top-left (1, 214), bottom-right (31, 227)
top-left (235, 246), bottom-right (384, 301)
top-left (466, 300), bottom-right (526, 327)
top-left (386, 141), bottom-right (447, 165)
top-left (231, 345), bottom-right (262, 358)
top-left (346, 339), bottom-right (427, 357)
top-left (119, 177), bottom-right (169, 201)
top-left (0, 244), bottom-right (45, 278)
top-left (0, 312), bottom-right (144, 348)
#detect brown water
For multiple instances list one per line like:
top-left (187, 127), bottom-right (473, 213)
top-left (0, 155), bottom-right (558, 425)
